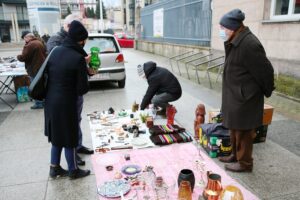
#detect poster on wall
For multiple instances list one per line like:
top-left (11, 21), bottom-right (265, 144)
top-left (153, 8), bottom-right (164, 38)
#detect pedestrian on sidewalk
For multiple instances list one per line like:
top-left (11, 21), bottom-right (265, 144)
top-left (138, 61), bottom-right (182, 115)
top-left (17, 31), bottom-right (46, 109)
top-left (45, 20), bottom-right (96, 179)
top-left (47, 14), bottom-right (94, 167)
top-left (218, 9), bottom-right (275, 172)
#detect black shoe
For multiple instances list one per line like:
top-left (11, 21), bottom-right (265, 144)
top-left (31, 104), bottom-right (44, 109)
top-left (69, 168), bottom-right (91, 179)
top-left (225, 163), bottom-right (253, 173)
top-left (77, 146), bottom-right (94, 155)
top-left (49, 165), bottom-right (68, 179)
top-left (76, 154), bottom-right (85, 166)
top-left (156, 109), bottom-right (166, 116)
top-left (218, 154), bottom-right (237, 163)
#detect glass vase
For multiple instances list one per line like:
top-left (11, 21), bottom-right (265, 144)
top-left (177, 181), bottom-right (192, 200)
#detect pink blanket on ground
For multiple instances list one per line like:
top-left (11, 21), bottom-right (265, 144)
top-left (91, 143), bottom-right (259, 200)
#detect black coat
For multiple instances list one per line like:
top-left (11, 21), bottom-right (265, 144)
top-left (44, 37), bottom-right (89, 147)
top-left (221, 27), bottom-right (274, 130)
top-left (140, 62), bottom-right (182, 110)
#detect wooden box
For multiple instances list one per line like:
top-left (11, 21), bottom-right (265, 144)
top-left (263, 104), bottom-right (274, 125)
top-left (208, 105), bottom-right (274, 125)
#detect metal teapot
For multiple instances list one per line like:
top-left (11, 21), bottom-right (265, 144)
top-left (203, 171), bottom-right (223, 200)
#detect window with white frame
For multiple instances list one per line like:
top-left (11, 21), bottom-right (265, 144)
top-left (270, 0), bottom-right (300, 20)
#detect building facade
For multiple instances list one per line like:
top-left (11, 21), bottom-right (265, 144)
top-left (211, 0), bottom-right (300, 76)
top-left (0, 0), bottom-right (29, 42)
top-left (106, 6), bottom-right (123, 31)
top-left (123, 0), bottom-right (153, 35)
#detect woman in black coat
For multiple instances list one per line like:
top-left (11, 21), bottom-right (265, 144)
top-left (218, 9), bottom-right (274, 172)
top-left (44, 21), bottom-right (91, 179)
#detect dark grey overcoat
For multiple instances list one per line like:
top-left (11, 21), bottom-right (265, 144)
top-left (44, 37), bottom-right (89, 147)
top-left (221, 27), bottom-right (274, 130)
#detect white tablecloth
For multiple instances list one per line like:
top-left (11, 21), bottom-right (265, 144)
top-left (88, 110), bottom-right (157, 151)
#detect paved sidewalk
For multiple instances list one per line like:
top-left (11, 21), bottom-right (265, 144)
top-left (0, 48), bottom-right (299, 200)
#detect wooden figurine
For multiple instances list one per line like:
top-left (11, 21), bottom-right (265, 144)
top-left (194, 104), bottom-right (206, 139)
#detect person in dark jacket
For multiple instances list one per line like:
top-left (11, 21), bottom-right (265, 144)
top-left (17, 31), bottom-right (46, 109)
top-left (218, 9), bottom-right (275, 172)
top-left (44, 21), bottom-right (92, 179)
top-left (138, 61), bottom-right (182, 113)
top-left (47, 14), bottom-right (93, 166)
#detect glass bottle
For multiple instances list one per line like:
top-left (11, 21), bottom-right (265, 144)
top-left (89, 47), bottom-right (101, 70)
top-left (178, 181), bottom-right (192, 200)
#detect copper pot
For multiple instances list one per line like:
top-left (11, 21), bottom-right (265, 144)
top-left (203, 171), bottom-right (223, 200)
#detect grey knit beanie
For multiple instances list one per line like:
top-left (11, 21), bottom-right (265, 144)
top-left (220, 9), bottom-right (245, 31)
top-left (137, 64), bottom-right (145, 77)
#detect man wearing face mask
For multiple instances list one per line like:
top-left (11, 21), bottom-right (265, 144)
top-left (218, 9), bottom-right (275, 172)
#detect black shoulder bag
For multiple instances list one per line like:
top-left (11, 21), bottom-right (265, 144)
top-left (28, 46), bottom-right (57, 100)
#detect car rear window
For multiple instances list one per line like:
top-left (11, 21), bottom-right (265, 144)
top-left (85, 37), bottom-right (119, 53)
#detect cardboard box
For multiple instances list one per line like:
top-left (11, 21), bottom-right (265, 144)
top-left (13, 75), bottom-right (30, 92)
top-left (208, 110), bottom-right (221, 123)
top-left (209, 105), bottom-right (274, 125)
top-left (263, 104), bottom-right (274, 125)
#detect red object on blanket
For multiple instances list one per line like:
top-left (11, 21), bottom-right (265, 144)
top-left (166, 105), bottom-right (177, 125)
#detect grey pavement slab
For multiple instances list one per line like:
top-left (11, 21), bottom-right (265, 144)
top-left (45, 176), bottom-right (97, 200)
top-left (268, 119), bottom-right (300, 157)
top-left (0, 181), bottom-right (47, 200)
top-left (0, 48), bottom-right (299, 200)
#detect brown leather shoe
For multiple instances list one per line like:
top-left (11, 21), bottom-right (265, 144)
top-left (225, 163), bottom-right (253, 172)
top-left (218, 154), bottom-right (237, 163)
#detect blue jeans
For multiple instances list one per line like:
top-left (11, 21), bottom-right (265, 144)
top-left (77, 96), bottom-right (83, 149)
top-left (51, 145), bottom-right (77, 171)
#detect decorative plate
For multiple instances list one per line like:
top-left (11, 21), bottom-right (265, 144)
top-left (97, 180), bottom-right (131, 198)
top-left (131, 137), bottom-right (148, 146)
top-left (121, 164), bottom-right (142, 175)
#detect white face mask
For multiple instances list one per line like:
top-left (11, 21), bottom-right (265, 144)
top-left (219, 29), bottom-right (228, 41)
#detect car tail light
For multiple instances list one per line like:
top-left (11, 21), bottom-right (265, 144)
top-left (115, 54), bottom-right (124, 63)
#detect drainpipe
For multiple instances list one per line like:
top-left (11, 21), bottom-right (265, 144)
top-left (14, 13), bottom-right (20, 42)
top-left (11, 13), bottom-right (17, 42)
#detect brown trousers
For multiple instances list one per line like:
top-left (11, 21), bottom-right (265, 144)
top-left (230, 129), bottom-right (255, 167)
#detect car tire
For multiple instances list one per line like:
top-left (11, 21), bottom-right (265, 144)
top-left (118, 78), bottom-right (126, 88)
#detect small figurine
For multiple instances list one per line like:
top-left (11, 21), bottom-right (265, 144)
top-left (124, 154), bottom-right (130, 161)
top-left (114, 172), bottom-right (123, 179)
top-left (105, 165), bottom-right (113, 171)
top-left (194, 104), bottom-right (206, 139)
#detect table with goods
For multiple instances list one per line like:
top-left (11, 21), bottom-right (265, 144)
top-left (0, 57), bottom-right (28, 109)
top-left (88, 106), bottom-right (259, 200)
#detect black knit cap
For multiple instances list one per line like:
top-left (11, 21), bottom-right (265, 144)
top-left (220, 9), bottom-right (245, 31)
top-left (68, 20), bottom-right (88, 42)
top-left (21, 30), bottom-right (31, 39)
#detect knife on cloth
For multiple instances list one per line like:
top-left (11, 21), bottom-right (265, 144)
top-left (111, 145), bottom-right (133, 150)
